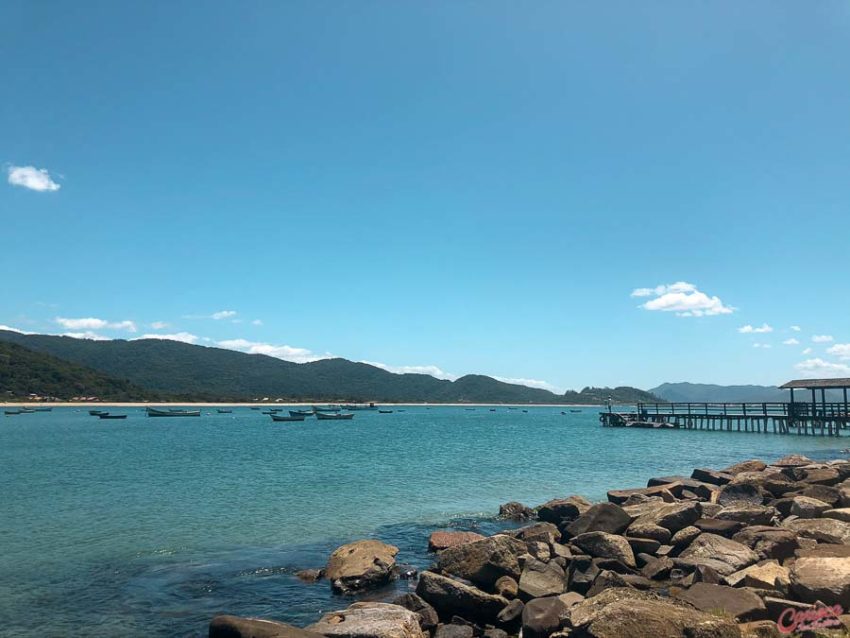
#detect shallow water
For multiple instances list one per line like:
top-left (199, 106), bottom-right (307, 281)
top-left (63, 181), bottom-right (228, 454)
top-left (1, 406), bottom-right (846, 636)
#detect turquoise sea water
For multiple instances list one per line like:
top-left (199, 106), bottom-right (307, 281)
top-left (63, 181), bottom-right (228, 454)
top-left (1, 406), bottom-right (847, 636)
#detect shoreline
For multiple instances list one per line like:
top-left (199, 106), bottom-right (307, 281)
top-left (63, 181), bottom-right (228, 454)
top-left (0, 401), bottom-right (605, 408)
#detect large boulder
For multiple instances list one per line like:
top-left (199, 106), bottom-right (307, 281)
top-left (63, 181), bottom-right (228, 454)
top-left (772, 454), bottom-right (813, 468)
top-left (782, 517), bottom-right (850, 544)
top-left (428, 531), bottom-right (485, 552)
top-left (391, 594), bottom-right (439, 633)
top-left (499, 502), bottom-right (534, 521)
top-left (789, 556), bottom-right (850, 607)
top-left (717, 482), bottom-right (765, 507)
top-left (674, 583), bottom-right (766, 621)
top-left (521, 593), bottom-right (582, 638)
top-left (799, 484), bottom-right (843, 507)
top-left (565, 503), bottom-right (632, 538)
top-left (724, 561), bottom-right (790, 594)
top-left (537, 496), bottom-right (592, 524)
top-left (691, 468), bottom-right (734, 486)
top-left (824, 507), bottom-right (850, 523)
top-left (436, 534), bottom-right (526, 587)
top-left (732, 526), bottom-right (800, 561)
top-left (724, 459), bottom-right (767, 475)
top-left (627, 501), bottom-right (701, 535)
top-left (210, 616), bottom-right (324, 638)
top-left (566, 588), bottom-right (740, 638)
top-left (571, 532), bottom-right (636, 568)
top-left (677, 533), bottom-right (758, 576)
top-left (415, 571), bottom-right (508, 626)
top-left (325, 540), bottom-right (399, 593)
top-left (308, 603), bottom-right (425, 638)
top-left (518, 558), bottom-right (566, 599)
top-left (715, 504), bottom-right (776, 526)
top-left (789, 496), bottom-right (831, 519)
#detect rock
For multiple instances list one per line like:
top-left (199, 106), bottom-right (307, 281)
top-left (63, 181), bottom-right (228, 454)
top-left (824, 507), bottom-right (850, 522)
top-left (433, 625), bottom-right (472, 638)
top-left (670, 526), bottom-right (700, 548)
top-left (789, 556), bottom-right (850, 607)
top-left (629, 501), bottom-right (701, 535)
top-left (428, 531), bottom-right (486, 552)
top-left (725, 561), bottom-right (790, 594)
top-left (693, 518), bottom-right (744, 538)
top-left (797, 466), bottom-right (842, 486)
top-left (715, 504), bottom-right (776, 526)
top-left (783, 517), bottom-right (850, 544)
top-left (551, 542), bottom-right (572, 560)
top-left (537, 496), bottom-right (591, 524)
top-left (674, 582), bottom-right (766, 621)
top-left (571, 532), bottom-right (636, 568)
top-left (691, 468), bottom-right (734, 486)
top-left (691, 563), bottom-right (722, 584)
top-left (625, 521), bottom-right (670, 544)
top-left (391, 594), bottom-right (439, 633)
top-left (640, 556), bottom-right (673, 581)
top-left (799, 484), bottom-right (843, 507)
top-left (325, 540), bottom-right (399, 593)
top-left (296, 569), bottom-right (323, 583)
top-left (789, 496), bottom-right (831, 519)
top-left (482, 628), bottom-right (507, 638)
top-left (607, 483), bottom-right (686, 505)
top-left (496, 599), bottom-right (523, 625)
top-left (521, 593), bottom-right (581, 638)
top-left (795, 543), bottom-right (850, 558)
top-left (762, 596), bottom-right (813, 621)
top-left (772, 454), bottom-right (813, 467)
top-left (717, 482), bottom-right (765, 507)
top-left (517, 558), bottom-right (566, 600)
top-left (415, 572), bottom-right (508, 626)
top-left (564, 503), bottom-right (631, 538)
top-left (625, 537), bottom-right (660, 555)
top-left (567, 555), bottom-right (600, 595)
top-left (567, 588), bottom-right (740, 638)
top-left (526, 541), bottom-right (551, 562)
top-left (737, 620), bottom-right (781, 638)
top-left (510, 522), bottom-right (560, 545)
top-left (586, 569), bottom-right (634, 597)
top-left (308, 603), bottom-right (425, 638)
top-left (498, 501), bottom-right (534, 520)
top-left (724, 459), bottom-right (767, 474)
top-left (677, 533), bottom-right (758, 576)
top-left (494, 576), bottom-right (518, 599)
top-left (699, 503), bottom-right (723, 518)
top-left (436, 535), bottom-right (526, 587)
top-left (592, 557), bottom-right (636, 575)
top-left (210, 616), bottom-right (323, 638)
top-left (732, 526), bottom-right (800, 561)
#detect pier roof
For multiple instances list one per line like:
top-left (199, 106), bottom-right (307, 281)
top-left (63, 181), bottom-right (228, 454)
top-left (780, 378), bottom-right (850, 389)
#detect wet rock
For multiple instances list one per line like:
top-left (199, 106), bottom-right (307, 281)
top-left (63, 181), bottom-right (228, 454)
top-left (210, 616), bottom-right (323, 638)
top-left (586, 569), bottom-right (633, 598)
top-left (308, 603), bottom-right (425, 638)
top-left (428, 531), bottom-right (486, 552)
top-left (498, 502), bottom-right (534, 521)
top-left (789, 495), bottom-right (831, 519)
top-left (674, 582), bottom-right (766, 621)
top-left (415, 572), bottom-right (508, 626)
top-left (717, 482), bottom-right (765, 507)
top-left (518, 558), bottom-right (566, 600)
top-left (567, 588), bottom-right (740, 638)
top-left (296, 569), bottom-right (324, 583)
top-left (494, 576), bottom-right (518, 599)
top-left (670, 525), bottom-right (700, 549)
top-left (325, 540), bottom-right (399, 593)
top-left (571, 532), bottom-right (635, 568)
top-left (782, 517), bottom-right (850, 544)
top-left (691, 468), bottom-right (734, 486)
top-left (436, 535), bottom-right (526, 587)
top-left (789, 556), bottom-right (850, 607)
top-left (677, 533), bottom-right (758, 576)
top-left (537, 496), bottom-right (591, 525)
top-left (693, 518), bottom-right (744, 538)
top-left (732, 526), bottom-right (800, 561)
top-left (391, 594), bottom-right (439, 633)
top-left (564, 503), bottom-right (631, 538)
top-left (715, 504), bottom-right (776, 526)
top-left (521, 593), bottom-right (581, 638)
top-left (824, 507), bottom-right (850, 522)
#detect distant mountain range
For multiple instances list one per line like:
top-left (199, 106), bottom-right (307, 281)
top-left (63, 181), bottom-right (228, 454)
top-left (0, 330), bottom-right (660, 404)
top-left (650, 382), bottom-right (792, 403)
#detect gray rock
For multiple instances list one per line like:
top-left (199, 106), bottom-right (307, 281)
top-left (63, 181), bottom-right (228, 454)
top-left (799, 484), bottom-right (842, 507)
top-left (693, 518), bottom-right (744, 538)
top-left (571, 532), bottom-right (636, 568)
top-left (691, 468), bottom-right (734, 486)
top-left (674, 583), bottom-right (766, 621)
top-left (391, 594), bottom-right (439, 633)
top-left (521, 594), bottom-right (580, 638)
top-left (494, 575), bottom-right (518, 599)
top-left (437, 535), bottom-right (526, 587)
top-left (782, 517), bottom-right (850, 544)
top-left (717, 482), bottom-right (765, 507)
top-left (496, 599), bottom-right (523, 626)
top-left (537, 496), bottom-right (591, 524)
top-left (789, 495), bottom-right (831, 519)
top-left (565, 503), bottom-right (632, 538)
top-left (640, 556), bottom-right (673, 581)
top-left (586, 570), bottom-right (634, 598)
top-left (415, 572), bottom-right (508, 626)
top-left (677, 533), bottom-right (758, 576)
top-left (518, 558), bottom-right (566, 600)
top-left (724, 561), bottom-right (789, 595)
top-left (669, 526), bottom-right (700, 549)
top-left (824, 507), bottom-right (850, 522)
top-left (498, 501), bottom-right (534, 521)
top-left (567, 555), bottom-right (600, 595)
top-left (732, 526), bottom-right (800, 561)
top-left (308, 603), bottom-right (425, 638)
top-left (433, 625), bottom-right (472, 638)
top-left (789, 556), bottom-right (850, 607)
top-left (715, 504), bottom-right (776, 526)
top-left (630, 501), bottom-right (701, 534)
top-left (723, 459), bottom-right (767, 474)
top-left (210, 616), bottom-right (323, 638)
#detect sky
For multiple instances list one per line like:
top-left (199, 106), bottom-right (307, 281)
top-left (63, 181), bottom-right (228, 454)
top-left (3, 1), bottom-right (850, 393)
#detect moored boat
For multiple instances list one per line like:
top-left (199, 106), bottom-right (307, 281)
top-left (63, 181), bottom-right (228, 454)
top-left (146, 407), bottom-right (201, 417)
top-left (378, 409), bottom-right (394, 414)
top-left (89, 410), bottom-right (108, 416)
top-left (312, 405), bottom-right (341, 413)
top-left (289, 410), bottom-right (313, 417)
top-left (5, 410), bottom-right (22, 415)
top-left (99, 414), bottom-right (127, 420)
top-left (341, 402), bottom-right (378, 411)
top-left (270, 414), bottom-right (306, 422)
top-left (217, 409), bottom-right (233, 414)
top-left (315, 412), bottom-right (354, 420)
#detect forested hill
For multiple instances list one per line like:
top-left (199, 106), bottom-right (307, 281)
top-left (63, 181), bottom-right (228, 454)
top-left (0, 330), bottom-right (660, 404)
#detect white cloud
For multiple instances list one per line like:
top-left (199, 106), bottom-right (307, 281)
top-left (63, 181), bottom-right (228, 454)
top-left (217, 338), bottom-right (327, 363)
top-left (211, 310), bottom-right (237, 320)
top-left (138, 332), bottom-right (199, 344)
top-left (790, 325), bottom-right (801, 332)
top-left (7, 165), bottom-right (61, 192)
top-left (55, 317), bottom-right (137, 332)
top-left (812, 335), bottom-right (834, 343)
top-left (827, 343), bottom-right (850, 360)
top-left (150, 321), bottom-right (169, 329)
top-left (802, 347), bottom-right (812, 355)
top-left (752, 343), bottom-right (772, 349)
top-left (738, 323), bottom-right (773, 334)
top-left (251, 319), bottom-right (263, 326)
top-left (62, 331), bottom-right (111, 341)
top-left (632, 281), bottom-right (734, 317)
top-left (0, 324), bottom-right (33, 334)
top-left (795, 358), bottom-right (850, 377)
top-left (363, 361), bottom-right (458, 381)
top-left (782, 338), bottom-right (800, 346)
top-left (494, 376), bottom-right (561, 393)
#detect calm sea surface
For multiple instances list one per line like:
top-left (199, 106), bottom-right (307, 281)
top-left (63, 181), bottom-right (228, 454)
top-left (1, 406), bottom-right (847, 636)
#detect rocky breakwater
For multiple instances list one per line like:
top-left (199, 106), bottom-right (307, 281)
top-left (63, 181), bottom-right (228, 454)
top-left (211, 455), bottom-right (850, 638)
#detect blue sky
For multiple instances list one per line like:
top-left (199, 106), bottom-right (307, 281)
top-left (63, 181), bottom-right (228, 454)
top-left (3, 1), bottom-right (850, 392)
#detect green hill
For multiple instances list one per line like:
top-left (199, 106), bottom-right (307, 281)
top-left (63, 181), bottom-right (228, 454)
top-left (0, 330), bottom-right (659, 404)
top-left (0, 341), bottom-right (157, 401)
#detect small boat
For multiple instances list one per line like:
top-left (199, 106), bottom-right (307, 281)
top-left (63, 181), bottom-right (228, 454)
top-left (89, 410), bottom-right (108, 416)
top-left (20, 408), bottom-right (36, 413)
top-left (522, 410), bottom-right (528, 413)
top-left (32, 407), bottom-right (52, 412)
top-left (290, 410), bottom-right (314, 417)
top-left (378, 409), bottom-right (394, 414)
top-left (146, 407), bottom-right (201, 417)
top-left (250, 407), bottom-right (260, 410)
top-left (312, 405), bottom-right (341, 413)
top-left (270, 414), bottom-right (306, 422)
top-left (315, 412), bottom-right (354, 420)
top-left (261, 410), bottom-right (284, 415)
top-left (217, 409), bottom-right (233, 414)
top-left (489, 408), bottom-right (496, 412)
top-left (570, 409), bottom-right (582, 413)
top-left (341, 403), bottom-right (378, 411)
top-left (4, 410), bottom-right (22, 415)
top-left (99, 414), bottom-right (127, 420)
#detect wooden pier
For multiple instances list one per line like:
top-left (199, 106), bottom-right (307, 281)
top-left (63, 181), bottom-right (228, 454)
top-left (599, 377), bottom-right (850, 437)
